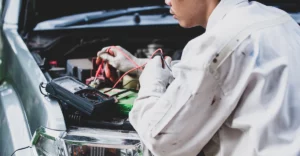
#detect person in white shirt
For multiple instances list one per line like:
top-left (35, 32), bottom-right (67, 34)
top-left (97, 0), bottom-right (300, 155)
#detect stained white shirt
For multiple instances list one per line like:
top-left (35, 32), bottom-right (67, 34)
top-left (129, 0), bottom-right (300, 155)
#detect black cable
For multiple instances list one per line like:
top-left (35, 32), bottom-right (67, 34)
top-left (109, 89), bottom-right (131, 97)
top-left (123, 80), bottom-right (139, 88)
top-left (39, 82), bottom-right (49, 96)
top-left (103, 80), bottom-right (139, 94)
top-left (103, 87), bottom-right (115, 93)
top-left (151, 54), bottom-right (172, 71)
top-left (10, 146), bottom-right (31, 156)
top-left (160, 54), bottom-right (172, 72)
top-left (9, 128), bottom-right (64, 155)
top-left (38, 85), bottom-right (69, 131)
top-left (39, 82), bottom-right (72, 102)
top-left (39, 82), bottom-right (71, 105)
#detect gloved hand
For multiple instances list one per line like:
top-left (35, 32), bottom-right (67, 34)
top-left (138, 56), bottom-right (173, 97)
top-left (97, 46), bottom-right (148, 76)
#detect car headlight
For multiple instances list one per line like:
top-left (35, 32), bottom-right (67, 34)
top-left (32, 126), bottom-right (143, 156)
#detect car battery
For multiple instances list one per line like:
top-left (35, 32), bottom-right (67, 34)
top-left (66, 58), bottom-right (93, 81)
top-left (101, 88), bottom-right (138, 116)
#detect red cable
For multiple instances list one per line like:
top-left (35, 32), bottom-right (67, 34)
top-left (95, 46), bottom-right (138, 78)
top-left (95, 61), bottom-right (104, 78)
top-left (149, 48), bottom-right (163, 58)
top-left (95, 46), bottom-right (164, 88)
top-left (112, 64), bottom-right (145, 89)
top-left (111, 48), bottom-right (164, 89)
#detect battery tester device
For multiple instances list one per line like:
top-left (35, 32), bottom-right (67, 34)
top-left (42, 76), bottom-right (118, 116)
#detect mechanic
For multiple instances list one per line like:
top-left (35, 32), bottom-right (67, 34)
top-left (97, 0), bottom-right (300, 155)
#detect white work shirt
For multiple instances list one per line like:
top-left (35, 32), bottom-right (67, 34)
top-left (129, 0), bottom-right (300, 155)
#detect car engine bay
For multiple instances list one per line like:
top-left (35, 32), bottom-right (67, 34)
top-left (25, 26), bottom-right (204, 132)
top-left (1, 0), bottom-right (297, 155)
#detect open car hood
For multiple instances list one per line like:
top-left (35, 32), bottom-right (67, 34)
top-left (17, 0), bottom-right (300, 34)
top-left (25, 0), bottom-right (300, 24)
top-left (27, 0), bottom-right (165, 23)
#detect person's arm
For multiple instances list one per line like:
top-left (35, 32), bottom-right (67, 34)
top-left (129, 40), bottom-right (240, 156)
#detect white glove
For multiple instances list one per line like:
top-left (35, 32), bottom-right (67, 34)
top-left (138, 56), bottom-right (173, 97)
top-left (97, 46), bottom-right (148, 76)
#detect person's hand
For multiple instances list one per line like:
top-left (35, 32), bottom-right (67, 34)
top-left (138, 56), bottom-right (173, 97)
top-left (97, 46), bottom-right (147, 75)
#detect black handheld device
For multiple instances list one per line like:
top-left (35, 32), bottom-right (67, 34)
top-left (43, 76), bottom-right (117, 116)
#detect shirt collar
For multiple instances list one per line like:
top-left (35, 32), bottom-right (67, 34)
top-left (206, 0), bottom-right (248, 31)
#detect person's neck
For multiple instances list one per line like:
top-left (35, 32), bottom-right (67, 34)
top-left (203, 0), bottom-right (220, 28)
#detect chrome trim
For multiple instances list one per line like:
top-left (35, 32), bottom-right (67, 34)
top-left (63, 127), bottom-right (140, 149)
top-left (31, 126), bottom-right (68, 156)
top-left (32, 126), bottom-right (142, 155)
top-left (32, 127), bottom-right (141, 148)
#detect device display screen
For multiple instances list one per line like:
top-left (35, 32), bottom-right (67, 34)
top-left (54, 77), bottom-right (88, 93)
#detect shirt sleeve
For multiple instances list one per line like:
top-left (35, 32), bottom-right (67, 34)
top-left (128, 35), bottom-right (243, 156)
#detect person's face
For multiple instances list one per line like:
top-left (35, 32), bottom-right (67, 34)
top-left (165, 0), bottom-right (219, 28)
